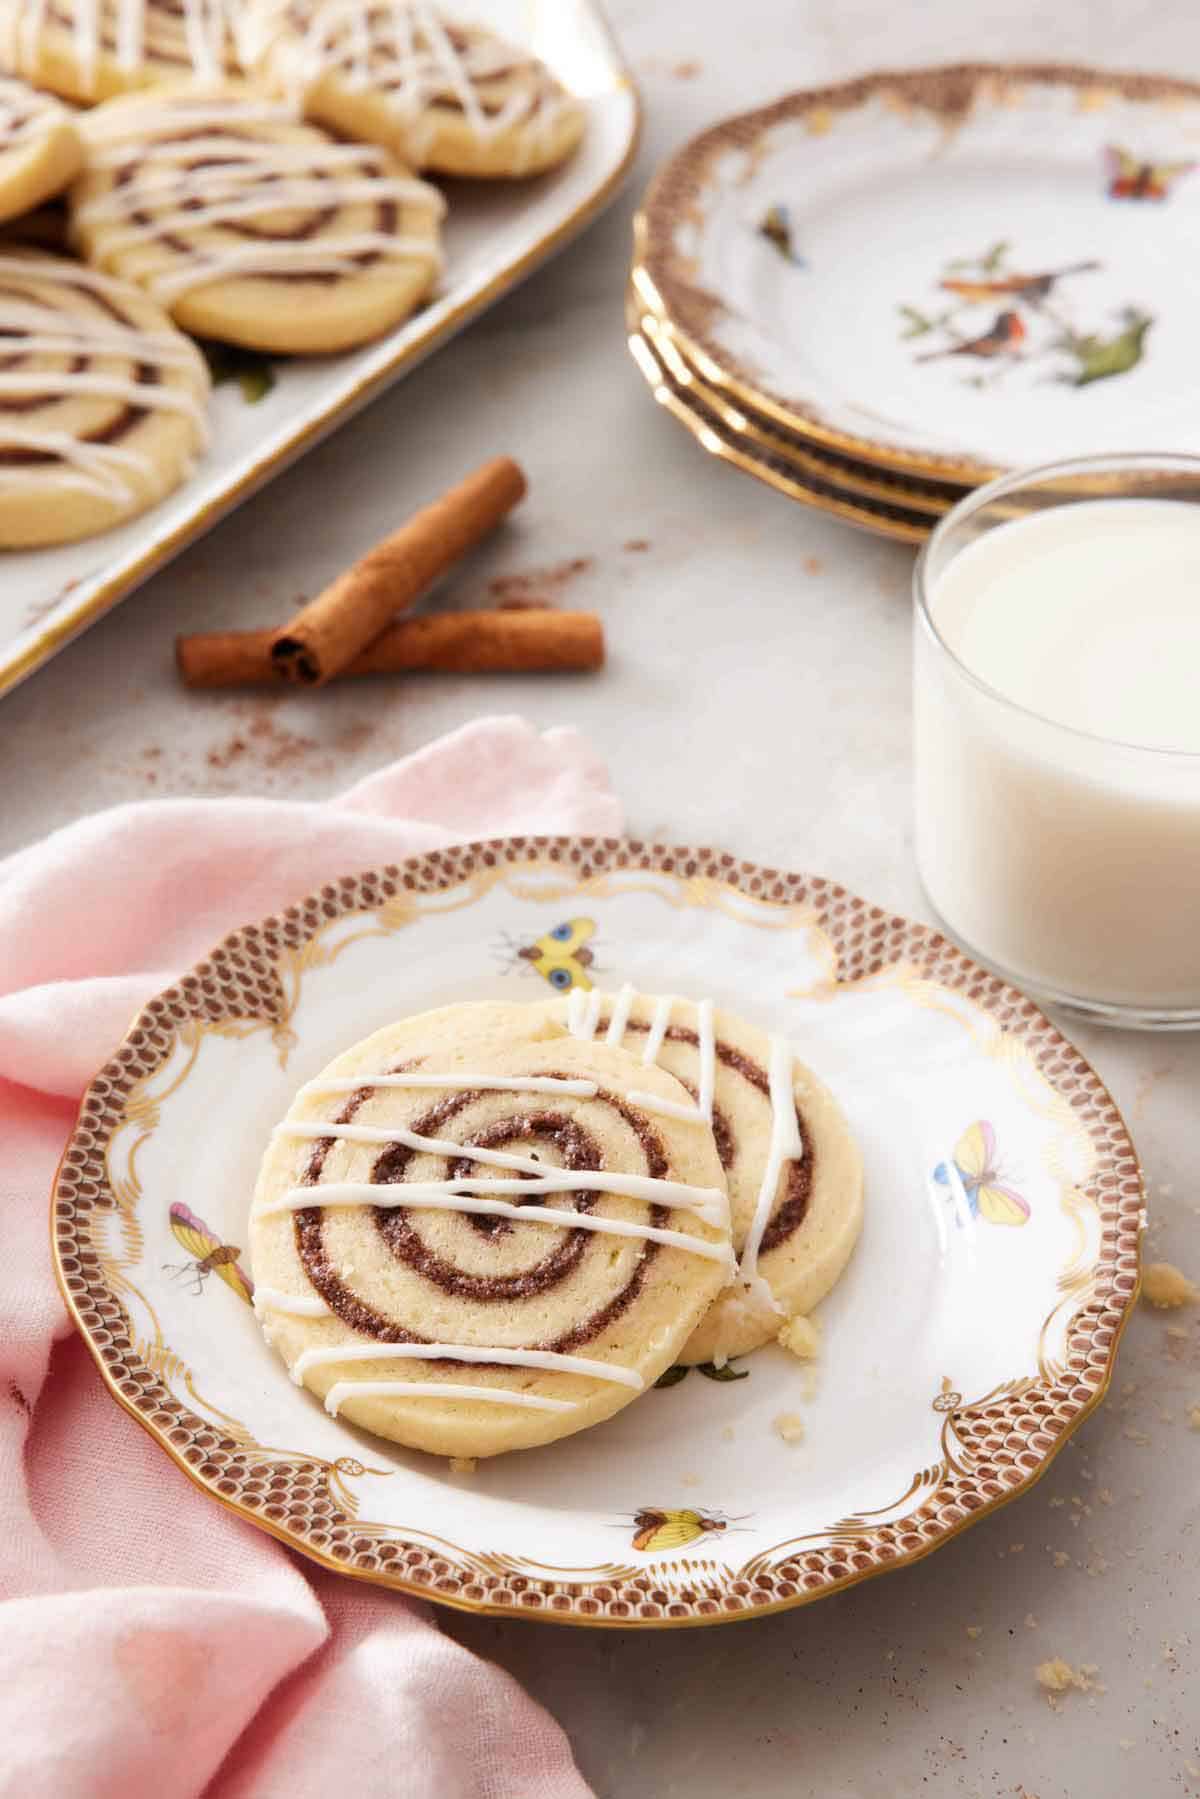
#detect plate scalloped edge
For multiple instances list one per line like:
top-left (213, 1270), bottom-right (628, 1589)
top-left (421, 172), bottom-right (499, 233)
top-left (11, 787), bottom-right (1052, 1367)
top-left (633, 59), bottom-right (1200, 485)
top-left (52, 836), bottom-right (1144, 1629)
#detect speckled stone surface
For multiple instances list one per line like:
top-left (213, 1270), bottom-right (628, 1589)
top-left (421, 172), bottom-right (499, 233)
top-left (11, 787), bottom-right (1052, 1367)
top-left (6, 4), bottom-right (1200, 1794)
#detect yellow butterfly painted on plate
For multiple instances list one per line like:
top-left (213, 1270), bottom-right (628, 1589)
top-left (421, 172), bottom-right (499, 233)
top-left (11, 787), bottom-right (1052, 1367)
top-left (933, 1121), bottom-right (1030, 1228)
top-left (631, 1508), bottom-right (733, 1552)
top-left (516, 917), bottom-right (597, 993)
top-left (166, 1202), bottom-right (255, 1303)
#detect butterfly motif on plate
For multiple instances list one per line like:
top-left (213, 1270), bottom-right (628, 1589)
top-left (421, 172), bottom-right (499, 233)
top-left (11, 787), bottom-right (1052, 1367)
top-left (1105, 145), bottom-right (1196, 201)
top-left (933, 1121), bottom-right (1030, 1228)
top-left (165, 1202), bottom-right (255, 1302)
top-left (630, 1507), bottom-right (737, 1552)
top-left (510, 916), bottom-right (597, 992)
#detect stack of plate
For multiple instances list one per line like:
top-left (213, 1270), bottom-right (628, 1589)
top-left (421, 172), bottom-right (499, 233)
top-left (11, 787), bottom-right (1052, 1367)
top-left (627, 62), bottom-right (1200, 541)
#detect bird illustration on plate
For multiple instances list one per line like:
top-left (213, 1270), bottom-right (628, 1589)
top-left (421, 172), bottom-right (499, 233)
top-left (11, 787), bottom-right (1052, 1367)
top-left (901, 240), bottom-right (1151, 391)
top-left (1105, 145), bottom-right (1196, 201)
top-left (933, 1121), bottom-right (1030, 1228)
top-left (165, 1202), bottom-right (255, 1302)
top-left (939, 260), bottom-right (1099, 309)
top-left (1055, 307), bottom-right (1153, 386)
top-left (915, 308), bottom-right (1026, 365)
top-left (630, 1508), bottom-right (738, 1551)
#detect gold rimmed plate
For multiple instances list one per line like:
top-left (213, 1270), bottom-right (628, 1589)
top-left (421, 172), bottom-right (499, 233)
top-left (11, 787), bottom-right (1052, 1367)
top-left (0, 0), bottom-right (640, 699)
top-left (54, 839), bottom-right (1142, 1627)
top-left (627, 300), bottom-right (933, 542)
top-left (634, 62), bottom-right (1200, 484)
top-left (634, 297), bottom-right (960, 519)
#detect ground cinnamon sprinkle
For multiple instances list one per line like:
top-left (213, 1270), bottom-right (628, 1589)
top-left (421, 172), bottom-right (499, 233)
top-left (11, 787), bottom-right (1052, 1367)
top-left (623, 538), bottom-right (651, 553)
top-left (487, 556), bottom-right (593, 610)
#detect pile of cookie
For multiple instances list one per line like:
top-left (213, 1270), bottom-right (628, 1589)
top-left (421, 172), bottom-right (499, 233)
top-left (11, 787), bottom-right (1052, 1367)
top-left (250, 991), bottom-right (865, 1461)
top-left (0, 0), bottom-right (586, 547)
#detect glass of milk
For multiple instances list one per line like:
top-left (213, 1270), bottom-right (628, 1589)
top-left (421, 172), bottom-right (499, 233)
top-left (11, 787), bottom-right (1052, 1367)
top-left (914, 454), bottom-right (1200, 1028)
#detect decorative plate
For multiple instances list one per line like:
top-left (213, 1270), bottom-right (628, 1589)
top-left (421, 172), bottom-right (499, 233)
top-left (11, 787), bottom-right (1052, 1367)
top-left (0, 0), bottom-right (638, 700)
top-left (627, 301), bottom-right (933, 543)
top-left (53, 839), bottom-right (1143, 1628)
top-left (633, 294), bottom-right (963, 517)
top-left (634, 62), bottom-right (1200, 482)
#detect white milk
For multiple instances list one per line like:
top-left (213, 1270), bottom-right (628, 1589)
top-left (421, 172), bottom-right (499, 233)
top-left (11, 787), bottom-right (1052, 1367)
top-left (915, 498), bottom-right (1200, 1015)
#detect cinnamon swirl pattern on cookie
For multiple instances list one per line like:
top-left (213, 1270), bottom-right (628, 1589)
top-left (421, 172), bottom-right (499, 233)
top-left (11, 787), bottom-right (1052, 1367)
top-left (0, 247), bottom-right (208, 545)
top-left (243, 1), bottom-right (586, 178)
top-left (556, 988), bottom-right (864, 1366)
top-left (0, 0), bottom-right (239, 105)
top-left (69, 85), bottom-right (444, 352)
top-left (249, 1007), bottom-right (733, 1458)
top-left (0, 75), bottom-right (82, 224)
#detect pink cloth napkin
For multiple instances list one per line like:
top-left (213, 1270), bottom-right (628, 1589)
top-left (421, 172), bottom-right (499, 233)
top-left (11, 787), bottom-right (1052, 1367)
top-left (0, 716), bottom-right (619, 1799)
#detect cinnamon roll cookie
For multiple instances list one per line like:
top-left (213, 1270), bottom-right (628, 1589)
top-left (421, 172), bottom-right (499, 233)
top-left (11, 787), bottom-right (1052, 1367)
top-left (69, 84), bottom-right (444, 352)
top-left (0, 77), bottom-right (82, 225)
top-left (243, 1), bottom-right (586, 179)
top-left (553, 988), bottom-right (864, 1366)
top-left (249, 1006), bottom-right (734, 1458)
top-left (0, 0), bottom-right (239, 105)
top-left (0, 247), bottom-right (209, 545)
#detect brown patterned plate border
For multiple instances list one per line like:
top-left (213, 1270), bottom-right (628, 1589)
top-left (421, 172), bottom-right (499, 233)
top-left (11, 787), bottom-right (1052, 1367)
top-left (52, 838), bottom-right (1143, 1628)
top-left (633, 61), bottom-right (1200, 486)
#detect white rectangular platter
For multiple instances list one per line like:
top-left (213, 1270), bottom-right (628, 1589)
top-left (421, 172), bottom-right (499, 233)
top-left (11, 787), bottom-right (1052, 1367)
top-left (0, 1), bottom-right (638, 698)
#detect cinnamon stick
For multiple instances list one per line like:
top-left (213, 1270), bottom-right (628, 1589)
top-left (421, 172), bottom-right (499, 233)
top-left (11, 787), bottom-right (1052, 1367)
top-left (268, 456), bottom-right (527, 685)
top-left (177, 609), bottom-right (604, 689)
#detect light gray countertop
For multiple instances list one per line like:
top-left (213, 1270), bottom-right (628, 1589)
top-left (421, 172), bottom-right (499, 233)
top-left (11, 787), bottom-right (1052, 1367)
top-left (7, 4), bottom-right (1200, 1795)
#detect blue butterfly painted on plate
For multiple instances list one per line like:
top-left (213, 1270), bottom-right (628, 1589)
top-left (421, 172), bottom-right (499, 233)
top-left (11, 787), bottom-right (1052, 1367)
top-left (933, 1121), bottom-right (1030, 1228)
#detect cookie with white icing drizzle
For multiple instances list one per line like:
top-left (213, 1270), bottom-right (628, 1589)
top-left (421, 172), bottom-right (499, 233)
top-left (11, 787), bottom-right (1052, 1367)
top-left (242, 0), bottom-right (586, 178)
top-left (69, 83), bottom-right (444, 352)
top-left (553, 988), bottom-right (864, 1366)
top-left (0, 75), bottom-right (82, 225)
top-left (0, 0), bottom-right (240, 105)
top-left (0, 245), bottom-right (208, 545)
top-left (249, 1003), bottom-right (733, 1458)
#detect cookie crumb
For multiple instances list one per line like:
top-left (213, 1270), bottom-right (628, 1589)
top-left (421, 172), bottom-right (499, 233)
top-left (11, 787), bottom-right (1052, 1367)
top-left (680, 1471), bottom-right (701, 1488)
top-left (623, 537), bottom-right (651, 552)
top-left (1189, 1407), bottom-right (1200, 1431)
top-left (1053, 1551), bottom-right (1071, 1568)
top-left (778, 1313), bottom-right (821, 1359)
top-left (1024, 1613), bottom-right (1039, 1629)
top-left (1142, 1261), bottom-right (1198, 1309)
top-left (672, 58), bottom-right (702, 79)
top-left (1035, 1657), bottom-right (1099, 1696)
top-left (773, 1411), bottom-right (805, 1444)
top-left (448, 1457), bottom-right (476, 1475)
top-left (965, 1625), bottom-right (982, 1639)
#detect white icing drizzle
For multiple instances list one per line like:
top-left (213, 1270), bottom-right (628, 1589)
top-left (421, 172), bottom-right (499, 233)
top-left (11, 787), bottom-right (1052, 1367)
top-left (299, 1073), bottom-right (599, 1098)
top-left (77, 99), bottom-right (445, 301)
top-left (0, 74), bottom-right (67, 149)
top-left (252, 1283), bottom-right (331, 1317)
top-left (604, 981), bottom-right (636, 1047)
top-left (0, 258), bottom-right (208, 503)
top-left (737, 1033), bottom-right (803, 1292)
top-left (565, 986), bottom-right (602, 1041)
top-left (275, 1119), bottom-right (725, 1209)
top-left (249, 0), bottom-right (570, 158)
top-left (641, 993), bottom-right (674, 1066)
top-left (324, 1380), bottom-right (575, 1417)
top-left (5, 0), bottom-right (234, 97)
top-left (290, 1341), bottom-right (644, 1390)
top-left (0, 368), bottom-right (207, 429)
top-left (267, 1182), bottom-right (734, 1259)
